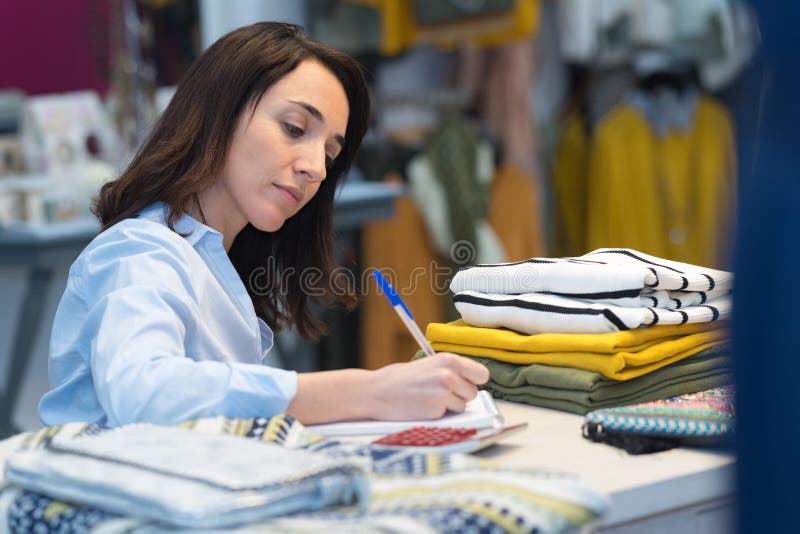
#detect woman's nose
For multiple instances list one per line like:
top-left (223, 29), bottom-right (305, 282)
top-left (296, 147), bottom-right (326, 182)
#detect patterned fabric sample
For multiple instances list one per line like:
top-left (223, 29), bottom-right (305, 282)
top-left (0, 415), bottom-right (609, 534)
top-left (584, 384), bottom-right (735, 440)
top-left (5, 424), bottom-right (367, 529)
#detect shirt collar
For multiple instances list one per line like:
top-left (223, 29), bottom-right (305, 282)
top-left (136, 201), bottom-right (222, 247)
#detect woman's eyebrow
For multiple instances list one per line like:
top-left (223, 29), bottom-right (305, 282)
top-left (288, 99), bottom-right (345, 148)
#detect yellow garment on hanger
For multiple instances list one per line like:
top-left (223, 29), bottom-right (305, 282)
top-left (551, 111), bottom-right (590, 257)
top-left (426, 320), bottom-right (728, 380)
top-left (585, 96), bottom-right (736, 269)
top-left (350, 0), bottom-right (539, 55)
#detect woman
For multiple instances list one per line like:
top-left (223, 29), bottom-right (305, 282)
top-left (39, 22), bottom-right (488, 428)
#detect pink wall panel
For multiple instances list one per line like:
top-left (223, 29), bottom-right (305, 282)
top-left (0, 0), bottom-right (111, 96)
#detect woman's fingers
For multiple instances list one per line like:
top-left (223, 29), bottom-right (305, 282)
top-left (370, 353), bottom-right (492, 420)
top-left (425, 354), bottom-right (489, 406)
top-left (434, 353), bottom-right (490, 385)
top-left (448, 373), bottom-right (480, 403)
top-left (444, 392), bottom-right (467, 414)
top-left (455, 356), bottom-right (490, 385)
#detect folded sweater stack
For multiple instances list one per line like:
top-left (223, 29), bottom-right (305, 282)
top-left (450, 248), bottom-right (732, 335)
top-left (424, 249), bottom-right (734, 414)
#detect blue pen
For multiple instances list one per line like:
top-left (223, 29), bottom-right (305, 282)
top-left (372, 270), bottom-right (437, 357)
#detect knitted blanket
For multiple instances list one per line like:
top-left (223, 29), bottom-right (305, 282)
top-left (0, 415), bottom-right (608, 533)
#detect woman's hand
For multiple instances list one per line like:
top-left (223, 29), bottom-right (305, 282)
top-left (366, 353), bottom-right (490, 421)
top-left (287, 353), bottom-right (489, 425)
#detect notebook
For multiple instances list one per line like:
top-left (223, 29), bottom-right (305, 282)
top-left (307, 390), bottom-right (505, 437)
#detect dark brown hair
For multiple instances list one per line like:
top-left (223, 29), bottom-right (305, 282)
top-left (93, 22), bottom-right (370, 340)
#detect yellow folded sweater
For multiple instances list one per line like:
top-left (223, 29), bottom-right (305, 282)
top-left (426, 320), bottom-right (728, 380)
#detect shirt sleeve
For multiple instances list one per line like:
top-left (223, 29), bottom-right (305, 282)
top-left (76, 224), bottom-right (297, 427)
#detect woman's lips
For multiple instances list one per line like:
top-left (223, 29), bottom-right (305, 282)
top-left (275, 184), bottom-right (302, 205)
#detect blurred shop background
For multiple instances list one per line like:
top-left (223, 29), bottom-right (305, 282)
top-left (4, 3), bottom-right (800, 531)
top-left (0, 0), bottom-right (764, 440)
top-left (0, 0), bottom-right (759, 430)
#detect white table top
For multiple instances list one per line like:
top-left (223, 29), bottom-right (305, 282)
top-left (475, 400), bottom-right (736, 526)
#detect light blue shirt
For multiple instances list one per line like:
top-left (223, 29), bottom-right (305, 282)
top-left (39, 202), bottom-right (297, 427)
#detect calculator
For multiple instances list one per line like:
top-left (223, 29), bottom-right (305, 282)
top-left (371, 422), bottom-right (528, 454)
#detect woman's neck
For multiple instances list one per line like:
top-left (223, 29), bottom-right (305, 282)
top-left (191, 187), bottom-right (246, 251)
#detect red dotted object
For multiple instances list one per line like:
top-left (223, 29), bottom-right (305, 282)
top-left (373, 426), bottom-right (478, 447)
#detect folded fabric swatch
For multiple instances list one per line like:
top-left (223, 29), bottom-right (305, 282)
top-left (1, 416), bottom-right (610, 533)
top-left (429, 319), bottom-right (722, 353)
top-left (4, 424), bottom-right (366, 529)
top-left (489, 371), bottom-right (734, 415)
top-left (454, 290), bottom-right (731, 334)
top-left (466, 344), bottom-right (730, 392)
top-left (450, 248), bottom-right (732, 305)
top-left (583, 385), bottom-right (735, 453)
top-left (450, 345), bottom-right (732, 414)
top-left (426, 320), bottom-right (728, 380)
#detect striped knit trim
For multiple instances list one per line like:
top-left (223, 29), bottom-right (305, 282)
top-left (452, 293), bottom-right (630, 331)
top-left (462, 258), bottom-right (558, 269)
top-left (646, 267), bottom-right (659, 287)
top-left (538, 288), bottom-right (643, 300)
top-left (566, 258), bottom-right (608, 265)
top-left (703, 274), bottom-right (716, 291)
top-left (703, 305), bottom-right (720, 321)
top-left (588, 249), bottom-right (686, 274)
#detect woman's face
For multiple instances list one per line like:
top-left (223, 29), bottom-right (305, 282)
top-left (213, 59), bottom-right (349, 236)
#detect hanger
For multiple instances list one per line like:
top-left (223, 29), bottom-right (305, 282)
top-left (633, 51), bottom-right (699, 95)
